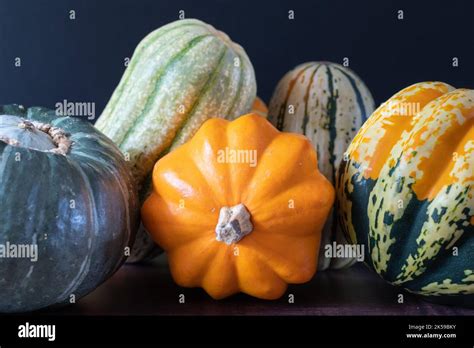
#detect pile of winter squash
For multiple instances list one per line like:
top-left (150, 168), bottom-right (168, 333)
top-left (0, 19), bottom-right (472, 312)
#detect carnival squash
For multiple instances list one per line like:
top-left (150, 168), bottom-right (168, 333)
top-left (338, 82), bottom-right (474, 306)
top-left (268, 62), bottom-right (375, 270)
top-left (0, 105), bottom-right (139, 312)
top-left (142, 114), bottom-right (335, 299)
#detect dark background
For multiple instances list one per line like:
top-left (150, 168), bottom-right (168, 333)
top-left (1, 1), bottom-right (474, 330)
top-left (0, 0), bottom-right (473, 117)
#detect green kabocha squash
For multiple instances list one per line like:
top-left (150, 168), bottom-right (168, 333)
top-left (95, 18), bottom-right (257, 262)
top-left (0, 105), bottom-right (139, 312)
top-left (338, 82), bottom-right (474, 306)
top-left (268, 62), bottom-right (375, 270)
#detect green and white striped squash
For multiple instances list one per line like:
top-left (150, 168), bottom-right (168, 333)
top-left (337, 82), bottom-right (474, 306)
top-left (95, 18), bottom-right (256, 189)
top-left (95, 19), bottom-right (257, 262)
top-left (268, 62), bottom-right (375, 270)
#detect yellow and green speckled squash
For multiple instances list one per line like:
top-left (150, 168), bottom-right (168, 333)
top-left (338, 82), bottom-right (474, 306)
top-left (268, 62), bottom-right (375, 270)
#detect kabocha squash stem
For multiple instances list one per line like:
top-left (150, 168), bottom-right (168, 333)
top-left (12, 119), bottom-right (72, 155)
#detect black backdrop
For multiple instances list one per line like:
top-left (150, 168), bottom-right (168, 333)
top-left (0, 0), bottom-right (473, 116)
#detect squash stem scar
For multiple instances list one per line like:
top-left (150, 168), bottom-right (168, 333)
top-left (215, 203), bottom-right (253, 245)
top-left (0, 117), bottom-right (72, 155)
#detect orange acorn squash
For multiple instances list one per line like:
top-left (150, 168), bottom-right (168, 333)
top-left (141, 114), bottom-right (335, 299)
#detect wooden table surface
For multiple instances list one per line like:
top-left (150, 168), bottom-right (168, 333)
top-left (44, 257), bottom-right (474, 316)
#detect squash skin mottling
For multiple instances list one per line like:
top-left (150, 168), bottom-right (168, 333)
top-left (338, 83), bottom-right (474, 305)
top-left (95, 19), bottom-right (257, 191)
